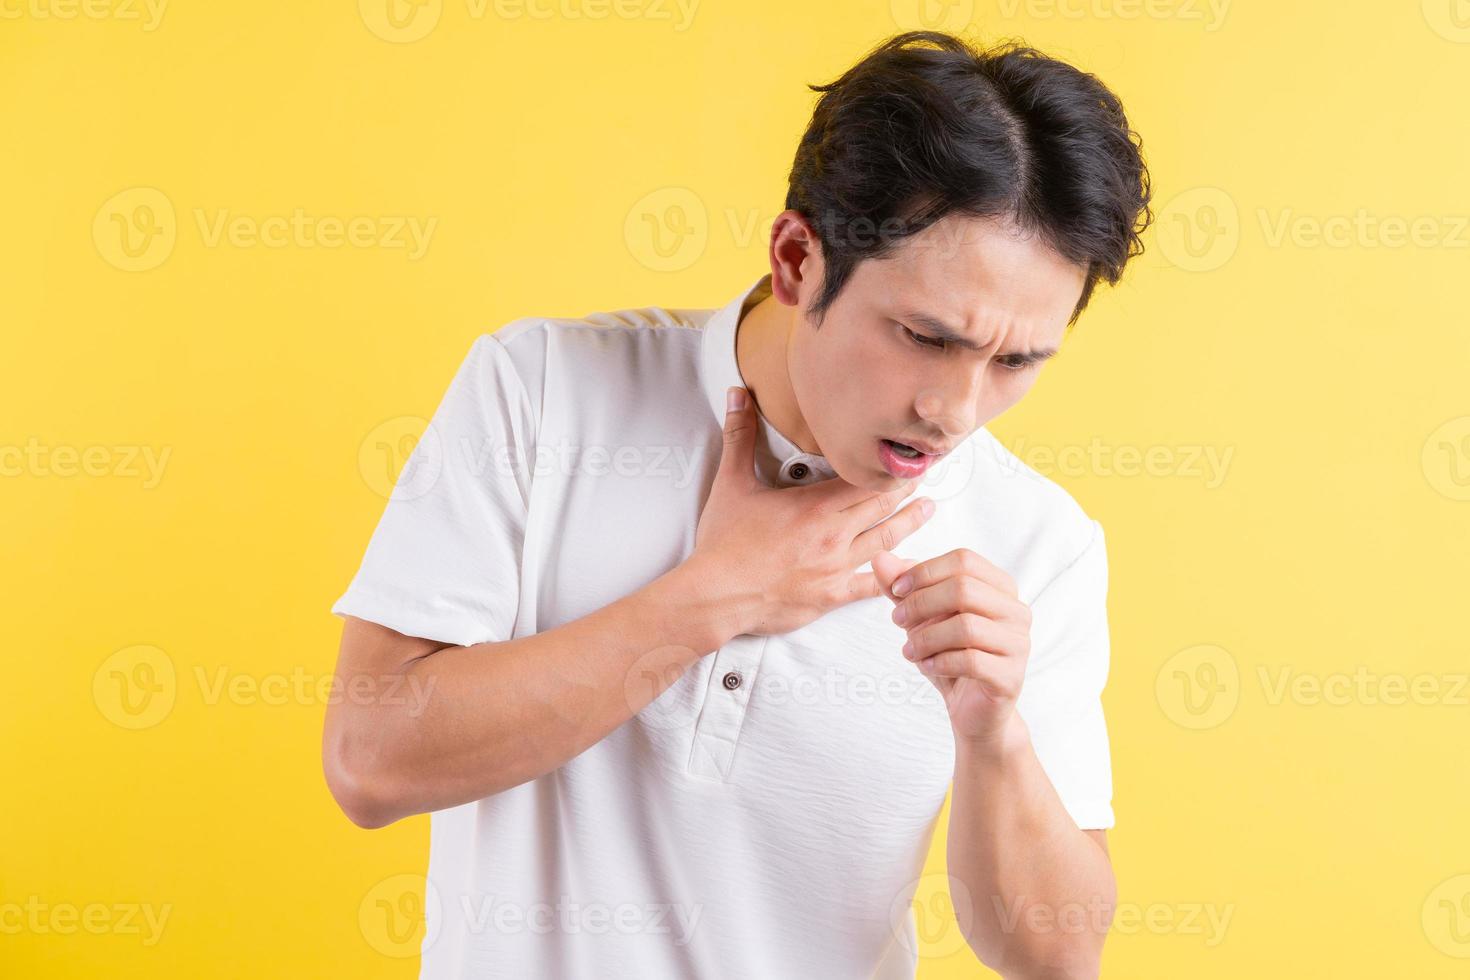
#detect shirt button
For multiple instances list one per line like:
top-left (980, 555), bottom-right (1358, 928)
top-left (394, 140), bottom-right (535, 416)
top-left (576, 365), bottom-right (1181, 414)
top-left (788, 463), bottom-right (809, 481)
top-left (722, 671), bottom-right (742, 691)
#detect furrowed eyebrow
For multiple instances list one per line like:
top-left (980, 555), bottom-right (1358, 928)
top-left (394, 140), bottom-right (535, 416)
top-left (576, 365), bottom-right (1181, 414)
top-left (901, 311), bottom-right (1060, 364)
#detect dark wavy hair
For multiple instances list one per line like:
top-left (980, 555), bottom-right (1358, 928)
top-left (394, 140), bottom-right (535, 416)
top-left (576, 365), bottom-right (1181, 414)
top-left (785, 30), bottom-right (1153, 327)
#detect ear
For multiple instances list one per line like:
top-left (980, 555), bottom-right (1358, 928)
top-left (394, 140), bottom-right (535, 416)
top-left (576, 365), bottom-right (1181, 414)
top-left (871, 550), bottom-right (921, 603)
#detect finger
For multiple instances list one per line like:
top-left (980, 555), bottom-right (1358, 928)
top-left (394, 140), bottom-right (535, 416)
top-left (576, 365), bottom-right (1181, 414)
top-left (903, 613), bottom-right (1024, 662)
top-left (850, 497), bottom-right (934, 563)
top-left (714, 386), bottom-right (757, 490)
top-left (871, 549), bottom-right (919, 602)
top-left (844, 483), bottom-right (924, 528)
top-left (913, 649), bottom-right (1006, 694)
top-left (893, 577), bottom-right (1028, 630)
top-left (891, 548), bottom-right (1017, 600)
top-left (803, 475), bottom-right (918, 512)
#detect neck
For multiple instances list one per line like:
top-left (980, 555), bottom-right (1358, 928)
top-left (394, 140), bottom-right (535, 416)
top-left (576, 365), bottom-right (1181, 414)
top-left (735, 279), bottom-right (820, 455)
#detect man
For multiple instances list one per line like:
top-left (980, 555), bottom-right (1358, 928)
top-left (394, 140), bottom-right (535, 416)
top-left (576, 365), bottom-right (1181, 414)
top-left (324, 29), bottom-right (1152, 980)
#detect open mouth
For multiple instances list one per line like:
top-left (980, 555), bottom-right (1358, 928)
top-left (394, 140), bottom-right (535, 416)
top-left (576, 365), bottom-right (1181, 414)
top-left (882, 439), bottom-right (928, 460)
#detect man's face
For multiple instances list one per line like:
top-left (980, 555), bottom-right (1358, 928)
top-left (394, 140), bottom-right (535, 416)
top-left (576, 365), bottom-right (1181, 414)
top-left (785, 212), bottom-right (1088, 490)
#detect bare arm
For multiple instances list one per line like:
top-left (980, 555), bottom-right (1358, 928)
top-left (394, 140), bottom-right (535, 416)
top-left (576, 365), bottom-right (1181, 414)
top-left (322, 385), bottom-right (932, 829)
top-left (321, 557), bottom-right (745, 829)
top-left (947, 720), bottom-right (1116, 979)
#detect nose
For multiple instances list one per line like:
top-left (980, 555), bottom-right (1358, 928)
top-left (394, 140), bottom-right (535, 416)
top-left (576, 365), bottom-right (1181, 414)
top-left (914, 365), bottom-right (983, 440)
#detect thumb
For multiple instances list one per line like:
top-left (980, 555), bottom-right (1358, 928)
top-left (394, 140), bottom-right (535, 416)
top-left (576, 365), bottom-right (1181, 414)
top-left (871, 549), bottom-right (920, 603)
top-left (715, 385), bottom-right (756, 486)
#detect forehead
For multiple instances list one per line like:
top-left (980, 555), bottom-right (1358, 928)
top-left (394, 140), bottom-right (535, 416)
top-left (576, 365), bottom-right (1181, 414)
top-left (853, 212), bottom-right (1087, 338)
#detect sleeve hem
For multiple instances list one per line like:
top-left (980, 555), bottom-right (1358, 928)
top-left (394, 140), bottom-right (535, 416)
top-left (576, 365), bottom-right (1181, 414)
top-left (330, 589), bottom-right (500, 649)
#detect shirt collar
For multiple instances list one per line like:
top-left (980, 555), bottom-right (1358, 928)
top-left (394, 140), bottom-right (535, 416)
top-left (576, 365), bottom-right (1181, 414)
top-left (700, 273), bottom-right (838, 488)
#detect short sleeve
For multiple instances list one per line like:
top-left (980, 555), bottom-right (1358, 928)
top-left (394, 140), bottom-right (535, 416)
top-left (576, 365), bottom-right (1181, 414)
top-left (1015, 519), bottom-right (1115, 830)
top-left (330, 333), bottom-right (536, 647)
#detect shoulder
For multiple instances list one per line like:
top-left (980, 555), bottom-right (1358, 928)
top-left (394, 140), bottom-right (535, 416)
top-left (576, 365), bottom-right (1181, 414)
top-left (465, 300), bottom-right (716, 424)
top-left (484, 303), bottom-right (708, 365)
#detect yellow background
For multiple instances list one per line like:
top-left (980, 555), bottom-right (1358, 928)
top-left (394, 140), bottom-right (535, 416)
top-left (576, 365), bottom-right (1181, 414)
top-left (4, 0), bottom-right (1468, 976)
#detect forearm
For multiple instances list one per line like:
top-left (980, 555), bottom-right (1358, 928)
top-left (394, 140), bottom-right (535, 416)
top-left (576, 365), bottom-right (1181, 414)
top-left (946, 716), bottom-right (1116, 979)
top-left (333, 558), bottom-right (747, 826)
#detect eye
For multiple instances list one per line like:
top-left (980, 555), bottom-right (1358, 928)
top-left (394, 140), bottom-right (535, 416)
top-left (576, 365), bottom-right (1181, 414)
top-left (995, 357), bottom-right (1033, 371)
top-left (902, 326), bottom-right (946, 351)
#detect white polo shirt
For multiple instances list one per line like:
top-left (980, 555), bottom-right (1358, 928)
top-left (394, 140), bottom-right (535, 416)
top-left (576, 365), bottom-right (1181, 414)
top-left (331, 273), bottom-right (1115, 979)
